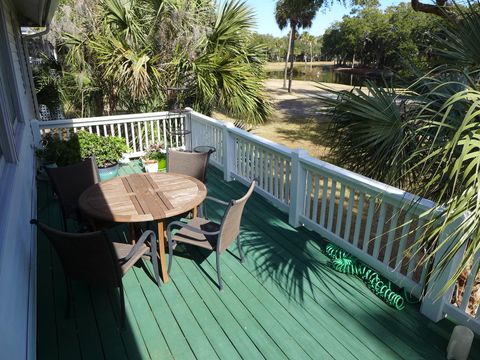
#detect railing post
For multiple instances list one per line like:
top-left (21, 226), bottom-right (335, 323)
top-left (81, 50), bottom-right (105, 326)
top-left (288, 149), bottom-right (308, 227)
top-left (420, 215), bottom-right (468, 321)
top-left (30, 119), bottom-right (42, 148)
top-left (184, 109), bottom-right (192, 151)
top-left (222, 123), bottom-right (235, 182)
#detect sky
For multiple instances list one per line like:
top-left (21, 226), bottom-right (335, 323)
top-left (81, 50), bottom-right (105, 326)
top-left (244, 0), bottom-right (404, 37)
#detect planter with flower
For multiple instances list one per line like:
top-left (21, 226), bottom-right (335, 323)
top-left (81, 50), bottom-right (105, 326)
top-left (70, 131), bottom-right (130, 181)
top-left (142, 143), bottom-right (166, 173)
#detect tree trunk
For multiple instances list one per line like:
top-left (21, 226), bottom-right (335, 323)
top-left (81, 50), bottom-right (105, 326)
top-left (310, 42), bottom-right (313, 69)
top-left (352, 52), bottom-right (355, 69)
top-left (287, 23), bottom-right (296, 93)
top-left (283, 28), bottom-right (293, 89)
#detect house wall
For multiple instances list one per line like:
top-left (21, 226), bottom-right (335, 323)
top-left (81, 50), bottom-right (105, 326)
top-left (0, 1), bottom-right (39, 359)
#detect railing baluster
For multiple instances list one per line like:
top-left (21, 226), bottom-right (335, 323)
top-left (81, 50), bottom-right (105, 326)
top-left (123, 123), bottom-right (129, 149)
top-left (248, 142), bottom-right (252, 179)
top-left (373, 202), bottom-right (386, 259)
top-left (280, 158), bottom-right (285, 202)
top-left (163, 120), bottom-right (167, 149)
top-left (137, 122), bottom-right (144, 151)
top-left (274, 155), bottom-right (279, 199)
top-left (174, 117), bottom-right (179, 146)
top-left (327, 180), bottom-right (336, 232)
top-left (394, 212), bottom-right (412, 270)
top-left (259, 148), bottom-right (264, 190)
top-left (311, 174), bottom-right (320, 223)
top-left (362, 196), bottom-right (375, 252)
top-left (344, 187), bottom-right (355, 241)
top-left (305, 171), bottom-right (313, 219)
top-left (156, 120), bottom-right (161, 144)
top-left (268, 152), bottom-right (273, 194)
top-left (110, 124), bottom-right (115, 136)
top-left (150, 120), bottom-right (155, 146)
top-left (383, 207), bottom-right (399, 265)
top-left (130, 122), bottom-right (137, 153)
top-left (320, 176), bottom-right (328, 227)
top-left (407, 217), bottom-right (426, 279)
top-left (460, 253), bottom-right (480, 311)
top-left (335, 183), bottom-right (346, 236)
top-left (353, 192), bottom-right (365, 247)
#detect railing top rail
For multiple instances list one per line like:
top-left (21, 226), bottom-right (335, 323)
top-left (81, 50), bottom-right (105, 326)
top-left (300, 154), bottom-right (436, 212)
top-left (189, 110), bottom-right (292, 158)
top-left (37, 111), bottom-right (179, 129)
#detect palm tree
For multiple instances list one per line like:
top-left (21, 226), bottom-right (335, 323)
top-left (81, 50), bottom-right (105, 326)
top-left (275, 0), bottom-right (323, 92)
top-left (55, 0), bottom-right (270, 124)
top-left (300, 32), bottom-right (316, 67)
top-left (323, 3), bottom-right (480, 291)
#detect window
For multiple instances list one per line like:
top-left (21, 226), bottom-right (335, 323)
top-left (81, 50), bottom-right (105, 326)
top-left (0, 7), bottom-right (19, 163)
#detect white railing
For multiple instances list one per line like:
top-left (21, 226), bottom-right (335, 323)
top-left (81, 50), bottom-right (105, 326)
top-left (32, 112), bottom-right (187, 158)
top-left (189, 110), bottom-right (434, 297)
top-left (188, 110), bottom-right (480, 333)
top-left (442, 252), bottom-right (480, 334)
top-left (34, 109), bottom-right (479, 333)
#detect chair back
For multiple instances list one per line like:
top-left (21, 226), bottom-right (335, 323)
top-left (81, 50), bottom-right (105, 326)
top-left (167, 150), bottom-right (209, 182)
top-left (32, 220), bottom-right (122, 287)
top-left (46, 157), bottom-right (99, 219)
top-left (218, 180), bottom-right (256, 252)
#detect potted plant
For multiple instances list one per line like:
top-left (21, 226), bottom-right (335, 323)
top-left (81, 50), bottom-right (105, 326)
top-left (142, 143), bottom-right (166, 173)
top-left (72, 130), bottom-right (130, 181)
top-left (35, 133), bottom-right (64, 167)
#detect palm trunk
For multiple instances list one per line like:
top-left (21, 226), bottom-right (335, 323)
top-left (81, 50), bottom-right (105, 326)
top-left (287, 23), bottom-right (296, 93)
top-left (310, 42), bottom-right (313, 69)
top-left (283, 28), bottom-right (293, 89)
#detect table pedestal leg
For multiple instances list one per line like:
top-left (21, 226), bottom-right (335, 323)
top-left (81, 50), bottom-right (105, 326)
top-left (157, 220), bottom-right (169, 283)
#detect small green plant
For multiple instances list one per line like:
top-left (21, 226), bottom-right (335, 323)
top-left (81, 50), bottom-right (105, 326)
top-left (143, 143), bottom-right (165, 162)
top-left (73, 131), bottom-right (130, 168)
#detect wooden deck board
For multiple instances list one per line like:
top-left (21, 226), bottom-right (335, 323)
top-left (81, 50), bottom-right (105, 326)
top-left (36, 162), bottom-right (480, 360)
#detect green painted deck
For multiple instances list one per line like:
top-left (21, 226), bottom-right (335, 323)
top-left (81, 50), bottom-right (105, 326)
top-left (37, 162), bottom-right (479, 360)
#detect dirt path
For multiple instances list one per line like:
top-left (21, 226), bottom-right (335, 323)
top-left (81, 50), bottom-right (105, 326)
top-left (214, 78), bottom-right (354, 159)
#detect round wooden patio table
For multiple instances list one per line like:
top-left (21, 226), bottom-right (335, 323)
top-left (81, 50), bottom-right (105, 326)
top-left (79, 172), bottom-right (207, 283)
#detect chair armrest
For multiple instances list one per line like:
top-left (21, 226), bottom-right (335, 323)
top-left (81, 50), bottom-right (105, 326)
top-left (200, 196), bottom-right (230, 219)
top-left (118, 230), bottom-right (156, 263)
top-left (204, 196), bottom-right (229, 206)
top-left (166, 221), bottom-right (220, 237)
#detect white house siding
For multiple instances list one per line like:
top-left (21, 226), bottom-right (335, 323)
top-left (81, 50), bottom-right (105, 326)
top-left (0, 1), bottom-right (38, 359)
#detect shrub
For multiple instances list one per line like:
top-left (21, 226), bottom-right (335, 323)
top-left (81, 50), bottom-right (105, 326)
top-left (74, 131), bottom-right (130, 168)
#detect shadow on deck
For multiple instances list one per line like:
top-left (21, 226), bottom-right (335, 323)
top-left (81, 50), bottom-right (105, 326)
top-left (36, 162), bottom-right (478, 359)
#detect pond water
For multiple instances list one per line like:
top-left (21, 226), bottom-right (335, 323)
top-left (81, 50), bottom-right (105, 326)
top-left (266, 65), bottom-right (393, 87)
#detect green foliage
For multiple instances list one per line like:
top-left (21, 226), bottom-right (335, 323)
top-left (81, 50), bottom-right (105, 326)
top-left (143, 143), bottom-right (166, 161)
top-left (35, 0), bottom-right (270, 125)
top-left (321, 3), bottom-right (444, 74)
top-left (321, 82), bottom-right (419, 188)
top-left (325, 2), bottom-right (480, 290)
top-left (73, 130), bottom-right (130, 167)
top-left (36, 133), bottom-right (65, 163)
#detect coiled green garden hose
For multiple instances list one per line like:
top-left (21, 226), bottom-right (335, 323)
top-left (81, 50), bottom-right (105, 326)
top-left (325, 243), bottom-right (405, 310)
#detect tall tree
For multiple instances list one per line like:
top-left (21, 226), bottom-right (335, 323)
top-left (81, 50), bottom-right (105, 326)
top-left (275, 0), bottom-right (323, 92)
top-left (299, 32), bottom-right (316, 67)
top-left (44, 0), bottom-right (271, 124)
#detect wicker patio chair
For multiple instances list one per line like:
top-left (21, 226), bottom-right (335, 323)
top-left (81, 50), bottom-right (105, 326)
top-left (31, 219), bottom-right (160, 328)
top-left (167, 149), bottom-right (210, 183)
top-left (46, 157), bottom-right (99, 231)
top-left (166, 180), bottom-right (256, 290)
